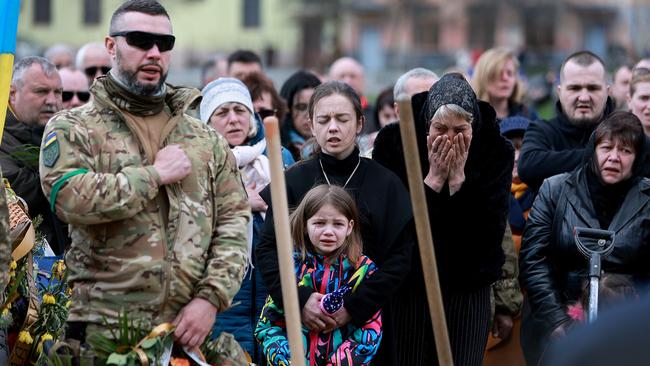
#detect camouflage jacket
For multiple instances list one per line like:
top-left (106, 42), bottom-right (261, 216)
top-left (39, 78), bottom-right (251, 327)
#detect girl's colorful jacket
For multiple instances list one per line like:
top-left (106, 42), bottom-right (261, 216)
top-left (254, 252), bottom-right (382, 366)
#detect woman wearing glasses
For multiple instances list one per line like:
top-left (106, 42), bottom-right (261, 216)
top-left (200, 77), bottom-right (293, 362)
top-left (241, 72), bottom-right (287, 123)
top-left (279, 70), bottom-right (322, 161)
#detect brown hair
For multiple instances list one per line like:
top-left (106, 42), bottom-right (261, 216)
top-left (593, 111), bottom-right (644, 155)
top-left (308, 80), bottom-right (365, 128)
top-left (471, 47), bottom-right (523, 105)
top-left (241, 72), bottom-right (287, 121)
top-left (289, 185), bottom-right (362, 263)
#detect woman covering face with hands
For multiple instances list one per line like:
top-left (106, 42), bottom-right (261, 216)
top-left (425, 104), bottom-right (473, 194)
top-left (374, 73), bottom-right (514, 365)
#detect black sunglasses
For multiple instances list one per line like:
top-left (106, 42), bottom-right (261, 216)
top-left (258, 108), bottom-right (277, 120)
top-left (84, 65), bottom-right (111, 78)
top-left (110, 31), bottom-right (175, 52)
top-left (62, 91), bottom-right (91, 103)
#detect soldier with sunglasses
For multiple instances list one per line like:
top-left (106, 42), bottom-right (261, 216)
top-left (58, 67), bottom-right (90, 109)
top-left (40, 0), bottom-right (250, 357)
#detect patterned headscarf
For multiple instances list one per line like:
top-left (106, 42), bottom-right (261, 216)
top-left (425, 72), bottom-right (480, 129)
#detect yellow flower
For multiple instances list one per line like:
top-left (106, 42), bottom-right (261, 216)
top-left (1, 308), bottom-right (8, 317)
top-left (51, 260), bottom-right (66, 279)
top-left (37, 333), bottom-right (54, 353)
top-left (18, 331), bottom-right (33, 344)
top-left (8, 271), bottom-right (15, 278)
top-left (66, 287), bottom-right (73, 297)
top-left (43, 294), bottom-right (56, 305)
top-left (9, 261), bottom-right (17, 270)
top-left (65, 300), bottom-right (72, 308)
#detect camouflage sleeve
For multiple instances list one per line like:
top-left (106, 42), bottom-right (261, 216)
top-left (493, 225), bottom-right (523, 316)
top-left (0, 171), bottom-right (11, 295)
top-left (194, 132), bottom-right (250, 311)
top-left (39, 112), bottom-right (161, 225)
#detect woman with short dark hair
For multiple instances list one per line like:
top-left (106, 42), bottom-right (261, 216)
top-left (520, 111), bottom-right (650, 364)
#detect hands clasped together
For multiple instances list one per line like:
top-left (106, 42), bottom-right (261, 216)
top-left (424, 133), bottom-right (471, 195)
top-left (302, 293), bottom-right (352, 333)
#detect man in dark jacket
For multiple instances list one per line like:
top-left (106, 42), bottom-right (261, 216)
top-left (518, 51), bottom-right (612, 191)
top-left (1, 56), bottom-right (68, 254)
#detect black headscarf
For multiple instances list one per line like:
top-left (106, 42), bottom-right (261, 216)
top-left (424, 72), bottom-right (481, 132)
top-left (279, 70), bottom-right (321, 147)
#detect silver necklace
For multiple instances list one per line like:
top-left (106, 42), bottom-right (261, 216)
top-left (319, 157), bottom-right (361, 189)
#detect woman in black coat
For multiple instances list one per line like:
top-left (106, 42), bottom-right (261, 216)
top-left (373, 73), bottom-right (513, 365)
top-left (519, 111), bottom-right (650, 364)
top-left (256, 81), bottom-right (415, 366)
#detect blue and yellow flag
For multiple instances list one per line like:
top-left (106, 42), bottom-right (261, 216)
top-left (0, 0), bottom-right (21, 143)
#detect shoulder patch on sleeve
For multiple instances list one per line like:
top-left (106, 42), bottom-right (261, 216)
top-left (42, 132), bottom-right (60, 168)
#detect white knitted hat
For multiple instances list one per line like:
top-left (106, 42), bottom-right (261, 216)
top-left (200, 77), bottom-right (254, 123)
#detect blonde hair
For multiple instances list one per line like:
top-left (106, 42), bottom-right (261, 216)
top-left (289, 185), bottom-right (362, 263)
top-left (472, 48), bottom-right (523, 105)
top-left (629, 71), bottom-right (650, 97)
top-left (428, 104), bottom-right (473, 129)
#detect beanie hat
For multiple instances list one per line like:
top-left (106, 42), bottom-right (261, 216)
top-left (200, 77), bottom-right (254, 123)
top-left (499, 116), bottom-right (530, 137)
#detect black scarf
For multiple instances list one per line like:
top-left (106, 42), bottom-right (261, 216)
top-left (103, 72), bottom-right (166, 116)
top-left (585, 166), bottom-right (635, 229)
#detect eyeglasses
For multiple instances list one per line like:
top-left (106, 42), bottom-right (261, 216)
top-left (62, 91), bottom-right (91, 103)
top-left (258, 108), bottom-right (277, 120)
top-left (84, 65), bottom-right (111, 78)
top-left (110, 30), bottom-right (176, 52)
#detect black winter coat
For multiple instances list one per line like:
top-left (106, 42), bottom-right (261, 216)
top-left (518, 99), bottom-right (614, 191)
top-left (0, 110), bottom-right (69, 254)
top-left (519, 167), bottom-right (650, 333)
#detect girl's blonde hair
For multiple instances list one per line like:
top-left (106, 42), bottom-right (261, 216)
top-left (289, 185), bottom-right (363, 263)
top-left (472, 47), bottom-right (523, 105)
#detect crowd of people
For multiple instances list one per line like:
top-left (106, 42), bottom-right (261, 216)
top-left (2, 0), bottom-right (650, 365)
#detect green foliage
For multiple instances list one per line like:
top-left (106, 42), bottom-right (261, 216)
top-left (85, 311), bottom-right (174, 366)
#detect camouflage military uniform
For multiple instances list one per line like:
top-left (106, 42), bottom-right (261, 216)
top-left (0, 171), bottom-right (10, 296)
top-left (39, 78), bottom-right (251, 329)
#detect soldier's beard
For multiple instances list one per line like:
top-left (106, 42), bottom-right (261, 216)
top-left (114, 49), bottom-right (167, 96)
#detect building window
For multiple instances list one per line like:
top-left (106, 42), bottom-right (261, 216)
top-left (413, 7), bottom-right (439, 50)
top-left (468, 4), bottom-right (495, 49)
top-left (84, 0), bottom-right (102, 25)
top-left (34, 0), bottom-right (51, 25)
top-left (243, 0), bottom-right (260, 28)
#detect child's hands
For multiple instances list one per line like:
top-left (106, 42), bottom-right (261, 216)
top-left (302, 293), bottom-right (337, 331)
top-left (324, 308), bottom-right (352, 333)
